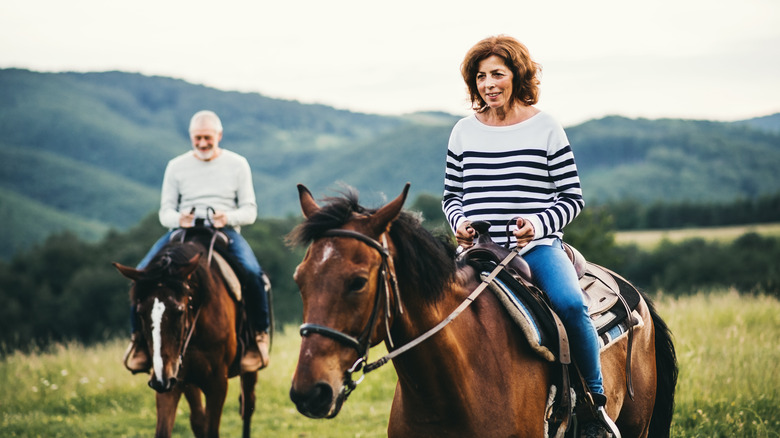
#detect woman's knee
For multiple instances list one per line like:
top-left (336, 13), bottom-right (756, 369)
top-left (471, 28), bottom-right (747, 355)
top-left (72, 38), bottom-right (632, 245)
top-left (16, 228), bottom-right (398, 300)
top-left (550, 292), bottom-right (588, 321)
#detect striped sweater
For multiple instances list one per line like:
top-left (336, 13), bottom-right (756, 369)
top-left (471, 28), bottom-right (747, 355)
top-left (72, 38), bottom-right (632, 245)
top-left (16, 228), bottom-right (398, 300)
top-left (442, 112), bottom-right (584, 254)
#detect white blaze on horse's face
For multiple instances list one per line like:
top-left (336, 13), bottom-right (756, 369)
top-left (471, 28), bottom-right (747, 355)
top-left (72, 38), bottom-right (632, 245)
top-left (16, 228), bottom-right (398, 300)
top-left (319, 242), bottom-right (334, 265)
top-left (151, 297), bottom-right (166, 383)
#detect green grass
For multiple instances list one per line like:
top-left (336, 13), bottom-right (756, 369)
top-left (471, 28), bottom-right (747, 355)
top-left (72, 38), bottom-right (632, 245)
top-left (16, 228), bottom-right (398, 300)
top-left (1, 292), bottom-right (778, 437)
top-left (615, 222), bottom-right (780, 250)
top-left (0, 326), bottom-right (396, 437)
top-left (662, 291), bottom-right (780, 437)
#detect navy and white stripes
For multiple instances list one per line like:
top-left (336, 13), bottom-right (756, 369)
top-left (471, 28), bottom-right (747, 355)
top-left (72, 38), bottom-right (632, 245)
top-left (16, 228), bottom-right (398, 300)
top-left (442, 112), bottom-right (584, 252)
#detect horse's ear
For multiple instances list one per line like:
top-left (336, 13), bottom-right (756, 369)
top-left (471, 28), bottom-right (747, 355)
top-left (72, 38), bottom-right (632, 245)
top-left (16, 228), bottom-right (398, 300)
top-left (178, 253), bottom-right (202, 279)
top-left (113, 262), bottom-right (142, 281)
top-left (298, 184), bottom-right (320, 219)
top-left (368, 183), bottom-right (410, 236)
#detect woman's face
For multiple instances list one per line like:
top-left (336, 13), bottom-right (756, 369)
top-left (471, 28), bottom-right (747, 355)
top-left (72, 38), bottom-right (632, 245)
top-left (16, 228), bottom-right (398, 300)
top-left (476, 55), bottom-right (514, 111)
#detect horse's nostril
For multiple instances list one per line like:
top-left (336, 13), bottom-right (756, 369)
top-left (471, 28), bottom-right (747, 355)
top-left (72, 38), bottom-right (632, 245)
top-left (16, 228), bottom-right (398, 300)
top-left (148, 376), bottom-right (176, 393)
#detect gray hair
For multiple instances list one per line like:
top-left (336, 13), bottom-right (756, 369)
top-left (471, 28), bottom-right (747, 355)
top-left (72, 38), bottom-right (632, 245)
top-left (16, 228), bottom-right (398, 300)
top-left (189, 110), bottom-right (223, 133)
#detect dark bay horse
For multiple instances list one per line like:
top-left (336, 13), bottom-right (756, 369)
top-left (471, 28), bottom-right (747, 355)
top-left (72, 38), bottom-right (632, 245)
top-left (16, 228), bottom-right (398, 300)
top-left (288, 184), bottom-right (677, 437)
top-left (114, 237), bottom-right (258, 438)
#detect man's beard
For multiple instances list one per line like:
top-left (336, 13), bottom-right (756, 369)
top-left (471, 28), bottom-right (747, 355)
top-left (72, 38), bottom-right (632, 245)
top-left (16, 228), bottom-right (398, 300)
top-left (194, 148), bottom-right (216, 161)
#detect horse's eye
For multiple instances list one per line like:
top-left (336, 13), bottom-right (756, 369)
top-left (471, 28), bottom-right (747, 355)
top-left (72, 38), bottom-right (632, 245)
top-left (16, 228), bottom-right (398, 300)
top-left (348, 277), bottom-right (368, 293)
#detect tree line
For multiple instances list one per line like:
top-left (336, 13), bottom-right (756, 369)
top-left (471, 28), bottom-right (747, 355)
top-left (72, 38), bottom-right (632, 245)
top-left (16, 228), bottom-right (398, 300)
top-left (1, 196), bottom-right (778, 353)
top-left (603, 192), bottom-right (780, 230)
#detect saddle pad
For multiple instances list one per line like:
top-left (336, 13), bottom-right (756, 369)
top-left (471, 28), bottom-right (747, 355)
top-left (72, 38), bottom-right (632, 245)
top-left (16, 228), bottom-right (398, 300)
top-left (598, 309), bottom-right (644, 351)
top-left (482, 267), bottom-right (559, 362)
top-left (213, 252), bottom-right (242, 301)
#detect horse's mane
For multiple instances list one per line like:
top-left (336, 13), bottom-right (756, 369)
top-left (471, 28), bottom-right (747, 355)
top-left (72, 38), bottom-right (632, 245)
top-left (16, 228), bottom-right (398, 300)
top-left (287, 188), bottom-right (458, 303)
top-left (131, 241), bottom-right (207, 302)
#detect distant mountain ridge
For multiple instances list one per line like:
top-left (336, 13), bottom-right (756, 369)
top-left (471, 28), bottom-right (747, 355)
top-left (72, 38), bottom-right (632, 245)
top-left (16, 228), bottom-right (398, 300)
top-left (1, 68), bottom-right (779, 258)
top-left (733, 113), bottom-right (780, 134)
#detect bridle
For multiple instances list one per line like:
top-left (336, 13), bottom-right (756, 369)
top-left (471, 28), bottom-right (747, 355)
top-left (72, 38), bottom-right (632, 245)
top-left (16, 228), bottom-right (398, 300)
top-left (147, 255), bottom-right (203, 382)
top-left (298, 227), bottom-right (519, 402)
top-left (177, 283), bottom-right (201, 377)
top-left (298, 228), bottom-right (403, 400)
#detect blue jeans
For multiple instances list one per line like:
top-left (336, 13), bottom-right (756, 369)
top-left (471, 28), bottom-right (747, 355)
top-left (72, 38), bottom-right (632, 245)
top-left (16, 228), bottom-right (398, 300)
top-left (523, 240), bottom-right (604, 395)
top-left (132, 228), bottom-right (270, 333)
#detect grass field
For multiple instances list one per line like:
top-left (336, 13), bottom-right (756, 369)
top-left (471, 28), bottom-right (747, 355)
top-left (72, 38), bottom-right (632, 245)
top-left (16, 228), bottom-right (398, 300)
top-left (1, 292), bottom-right (778, 437)
top-left (615, 222), bottom-right (780, 250)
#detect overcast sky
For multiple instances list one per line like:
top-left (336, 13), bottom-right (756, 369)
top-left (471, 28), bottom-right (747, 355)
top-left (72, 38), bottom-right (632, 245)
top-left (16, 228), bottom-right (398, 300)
top-left (2, 0), bottom-right (779, 126)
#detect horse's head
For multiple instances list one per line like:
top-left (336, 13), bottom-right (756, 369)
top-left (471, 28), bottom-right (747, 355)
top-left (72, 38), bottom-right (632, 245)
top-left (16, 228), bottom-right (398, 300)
top-left (288, 183), bottom-right (409, 419)
top-left (114, 243), bottom-right (202, 393)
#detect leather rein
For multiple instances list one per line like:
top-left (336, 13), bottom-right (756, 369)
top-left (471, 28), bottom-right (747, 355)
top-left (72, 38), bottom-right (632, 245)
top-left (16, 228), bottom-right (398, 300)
top-left (298, 228), bottom-right (519, 400)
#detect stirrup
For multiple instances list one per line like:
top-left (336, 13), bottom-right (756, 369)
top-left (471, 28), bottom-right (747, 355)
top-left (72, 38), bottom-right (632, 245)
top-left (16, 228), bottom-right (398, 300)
top-left (123, 334), bottom-right (151, 374)
top-left (595, 406), bottom-right (621, 438)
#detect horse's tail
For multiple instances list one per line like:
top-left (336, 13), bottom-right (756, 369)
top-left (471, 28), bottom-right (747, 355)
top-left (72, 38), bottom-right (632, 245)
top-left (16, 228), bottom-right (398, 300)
top-left (643, 291), bottom-right (678, 438)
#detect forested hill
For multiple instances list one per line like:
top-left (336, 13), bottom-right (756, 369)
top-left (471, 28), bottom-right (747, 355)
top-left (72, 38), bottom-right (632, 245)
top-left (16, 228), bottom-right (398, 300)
top-left (1, 68), bottom-right (779, 257)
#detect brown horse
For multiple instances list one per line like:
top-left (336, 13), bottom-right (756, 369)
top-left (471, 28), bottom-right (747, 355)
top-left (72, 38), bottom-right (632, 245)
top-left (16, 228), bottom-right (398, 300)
top-left (114, 236), bottom-right (258, 438)
top-left (288, 184), bottom-right (677, 438)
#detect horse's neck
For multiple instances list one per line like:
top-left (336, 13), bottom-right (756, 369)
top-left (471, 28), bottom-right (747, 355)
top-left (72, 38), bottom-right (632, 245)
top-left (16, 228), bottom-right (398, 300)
top-left (390, 273), bottom-right (549, 416)
top-left (391, 267), bottom-right (467, 336)
top-left (192, 266), bottom-right (236, 339)
top-left (391, 276), bottom-right (479, 377)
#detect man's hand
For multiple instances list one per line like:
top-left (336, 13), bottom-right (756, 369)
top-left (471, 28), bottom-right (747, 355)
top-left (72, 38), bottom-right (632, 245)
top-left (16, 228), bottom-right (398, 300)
top-left (455, 221), bottom-right (476, 249)
top-left (513, 217), bottom-right (535, 248)
top-left (179, 210), bottom-right (195, 228)
top-left (211, 210), bottom-right (228, 228)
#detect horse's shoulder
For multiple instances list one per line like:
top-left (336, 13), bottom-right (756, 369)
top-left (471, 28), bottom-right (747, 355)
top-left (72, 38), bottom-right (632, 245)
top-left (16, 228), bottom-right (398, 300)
top-left (454, 264), bottom-right (479, 289)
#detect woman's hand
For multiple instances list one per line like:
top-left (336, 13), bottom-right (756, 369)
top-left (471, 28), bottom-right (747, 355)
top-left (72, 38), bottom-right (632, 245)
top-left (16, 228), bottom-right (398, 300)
top-left (513, 217), bottom-right (535, 248)
top-left (455, 221), bottom-right (476, 249)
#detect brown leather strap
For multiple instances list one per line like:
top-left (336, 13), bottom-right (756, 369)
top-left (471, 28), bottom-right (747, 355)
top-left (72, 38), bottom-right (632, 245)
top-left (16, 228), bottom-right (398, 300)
top-left (555, 364), bottom-right (572, 438)
top-left (550, 310), bottom-right (571, 365)
top-left (599, 265), bottom-right (637, 400)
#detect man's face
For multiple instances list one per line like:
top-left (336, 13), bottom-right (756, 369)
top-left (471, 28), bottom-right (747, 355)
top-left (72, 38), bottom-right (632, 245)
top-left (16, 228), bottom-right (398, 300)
top-left (190, 123), bottom-right (222, 161)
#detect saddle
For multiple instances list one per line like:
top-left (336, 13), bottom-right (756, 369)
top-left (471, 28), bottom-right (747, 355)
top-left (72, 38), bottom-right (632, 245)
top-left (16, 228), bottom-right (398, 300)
top-left (460, 221), bottom-right (640, 356)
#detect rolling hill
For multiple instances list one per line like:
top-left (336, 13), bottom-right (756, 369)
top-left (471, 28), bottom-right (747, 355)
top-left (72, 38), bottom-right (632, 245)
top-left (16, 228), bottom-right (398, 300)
top-left (1, 68), bottom-right (779, 258)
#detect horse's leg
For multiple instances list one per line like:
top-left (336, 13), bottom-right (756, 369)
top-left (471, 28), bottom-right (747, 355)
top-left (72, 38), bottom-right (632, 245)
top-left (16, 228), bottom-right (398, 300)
top-left (155, 388), bottom-right (183, 438)
top-left (239, 371), bottom-right (258, 438)
top-left (202, 371), bottom-right (230, 438)
top-left (184, 384), bottom-right (207, 438)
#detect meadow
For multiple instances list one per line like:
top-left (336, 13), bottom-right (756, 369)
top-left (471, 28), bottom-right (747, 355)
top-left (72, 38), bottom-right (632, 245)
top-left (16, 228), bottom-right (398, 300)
top-left (1, 291), bottom-right (778, 437)
top-left (614, 222), bottom-right (780, 250)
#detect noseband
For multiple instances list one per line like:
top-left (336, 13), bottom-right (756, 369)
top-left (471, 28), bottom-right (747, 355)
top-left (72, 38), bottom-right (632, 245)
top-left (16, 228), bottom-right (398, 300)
top-left (299, 228), bottom-right (403, 399)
